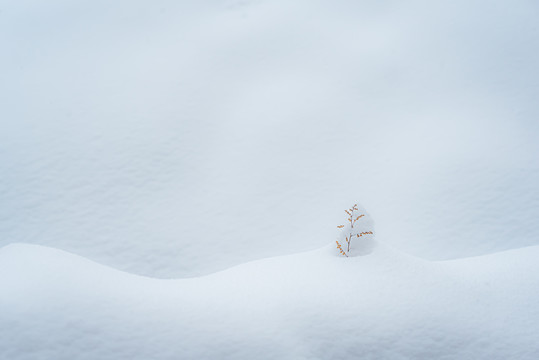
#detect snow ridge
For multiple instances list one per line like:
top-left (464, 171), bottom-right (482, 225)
top-left (1, 243), bottom-right (538, 360)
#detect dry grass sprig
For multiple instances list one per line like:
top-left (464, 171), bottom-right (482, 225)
top-left (336, 241), bottom-right (348, 257)
top-left (336, 204), bottom-right (373, 256)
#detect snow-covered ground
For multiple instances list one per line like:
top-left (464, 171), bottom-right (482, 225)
top-left (1, 242), bottom-right (538, 359)
top-left (1, 0), bottom-right (539, 278)
top-left (1, 0), bottom-right (539, 358)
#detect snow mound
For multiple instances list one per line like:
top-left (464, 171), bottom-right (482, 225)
top-left (1, 243), bottom-right (538, 360)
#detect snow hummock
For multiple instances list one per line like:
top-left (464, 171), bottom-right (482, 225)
top-left (1, 242), bottom-right (538, 359)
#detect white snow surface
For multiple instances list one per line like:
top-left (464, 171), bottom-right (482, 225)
top-left (1, 242), bottom-right (538, 360)
top-left (1, 0), bottom-right (539, 278)
top-left (3, 1), bottom-right (539, 358)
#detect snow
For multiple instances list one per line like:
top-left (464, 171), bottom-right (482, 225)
top-left (1, 0), bottom-right (539, 278)
top-left (1, 0), bottom-right (539, 358)
top-left (1, 242), bottom-right (538, 359)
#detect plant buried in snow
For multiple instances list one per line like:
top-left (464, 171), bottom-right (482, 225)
top-left (336, 204), bottom-right (373, 257)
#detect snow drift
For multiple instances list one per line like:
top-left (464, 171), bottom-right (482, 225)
top-left (1, 242), bottom-right (538, 360)
top-left (1, 0), bottom-right (539, 278)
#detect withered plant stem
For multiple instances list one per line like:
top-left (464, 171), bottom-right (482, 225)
top-left (347, 207), bottom-right (355, 252)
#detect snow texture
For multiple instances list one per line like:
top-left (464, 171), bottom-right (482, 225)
top-left (1, 0), bottom-right (539, 278)
top-left (1, 242), bottom-right (538, 360)
top-left (1, 1), bottom-right (539, 357)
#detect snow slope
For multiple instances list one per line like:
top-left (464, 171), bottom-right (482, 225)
top-left (1, 242), bottom-right (538, 360)
top-left (1, 0), bottom-right (539, 278)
